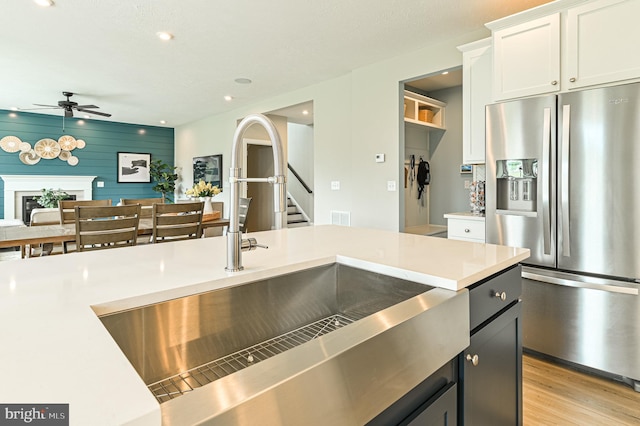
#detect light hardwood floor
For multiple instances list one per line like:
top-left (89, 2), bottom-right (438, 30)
top-left (524, 354), bottom-right (640, 425)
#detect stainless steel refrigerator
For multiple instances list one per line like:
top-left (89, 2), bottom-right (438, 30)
top-left (486, 82), bottom-right (640, 390)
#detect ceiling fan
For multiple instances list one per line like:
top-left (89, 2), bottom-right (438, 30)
top-left (25, 91), bottom-right (112, 118)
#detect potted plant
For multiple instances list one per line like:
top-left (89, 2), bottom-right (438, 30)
top-left (35, 188), bottom-right (70, 208)
top-left (149, 159), bottom-right (178, 202)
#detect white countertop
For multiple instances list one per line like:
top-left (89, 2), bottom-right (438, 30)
top-left (444, 211), bottom-right (486, 221)
top-left (0, 225), bottom-right (528, 425)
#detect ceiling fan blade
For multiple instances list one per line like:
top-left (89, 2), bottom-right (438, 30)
top-left (76, 108), bottom-right (112, 117)
top-left (75, 104), bottom-right (99, 109)
top-left (33, 104), bottom-right (60, 108)
top-left (19, 107), bottom-right (60, 111)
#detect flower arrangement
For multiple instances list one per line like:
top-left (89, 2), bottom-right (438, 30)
top-left (35, 188), bottom-right (70, 208)
top-left (186, 180), bottom-right (222, 198)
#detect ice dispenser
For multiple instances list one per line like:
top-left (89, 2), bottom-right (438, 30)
top-left (496, 159), bottom-right (537, 213)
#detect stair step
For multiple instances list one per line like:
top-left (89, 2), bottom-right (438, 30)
top-left (287, 213), bottom-right (304, 222)
top-left (287, 220), bottom-right (309, 228)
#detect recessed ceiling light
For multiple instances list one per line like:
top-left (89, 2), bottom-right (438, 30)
top-left (159, 120), bottom-right (167, 124)
top-left (302, 110), bottom-right (309, 115)
top-left (234, 78), bottom-right (252, 84)
top-left (8, 113), bottom-right (17, 118)
top-left (77, 120), bottom-right (85, 125)
top-left (156, 32), bottom-right (174, 41)
top-left (34, 0), bottom-right (54, 7)
top-left (224, 95), bottom-right (233, 101)
top-left (441, 71), bottom-right (449, 75)
top-left (138, 129), bottom-right (146, 135)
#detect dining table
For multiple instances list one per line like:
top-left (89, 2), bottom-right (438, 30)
top-left (0, 217), bottom-right (230, 258)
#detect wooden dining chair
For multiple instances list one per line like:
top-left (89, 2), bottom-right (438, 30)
top-left (74, 204), bottom-right (141, 252)
top-left (120, 197), bottom-right (164, 218)
top-left (151, 201), bottom-right (204, 243)
top-left (59, 199), bottom-right (112, 253)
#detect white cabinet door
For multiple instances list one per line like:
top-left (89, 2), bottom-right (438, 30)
top-left (461, 39), bottom-right (491, 164)
top-left (566, 0), bottom-right (640, 90)
top-left (493, 14), bottom-right (561, 100)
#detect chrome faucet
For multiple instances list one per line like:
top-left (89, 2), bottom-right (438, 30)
top-left (226, 114), bottom-right (287, 272)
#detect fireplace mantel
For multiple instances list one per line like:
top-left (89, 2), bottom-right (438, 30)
top-left (1, 175), bottom-right (96, 220)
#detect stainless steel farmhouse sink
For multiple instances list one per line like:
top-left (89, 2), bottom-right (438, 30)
top-left (99, 263), bottom-right (469, 425)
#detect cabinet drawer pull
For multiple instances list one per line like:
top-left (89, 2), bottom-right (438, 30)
top-left (466, 354), bottom-right (479, 366)
top-left (569, 77), bottom-right (576, 83)
top-left (495, 291), bottom-right (507, 301)
top-left (551, 80), bottom-right (558, 86)
top-left (464, 228), bottom-right (470, 233)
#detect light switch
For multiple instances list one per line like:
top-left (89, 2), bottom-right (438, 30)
top-left (387, 180), bottom-right (396, 191)
top-left (331, 181), bottom-right (340, 190)
top-left (375, 154), bottom-right (385, 163)
top-left (464, 180), bottom-right (471, 189)
top-left (97, 181), bottom-right (104, 188)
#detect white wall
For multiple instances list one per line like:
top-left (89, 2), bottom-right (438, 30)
top-left (175, 30), bottom-right (486, 231)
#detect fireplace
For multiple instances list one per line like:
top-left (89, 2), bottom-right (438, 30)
top-left (22, 195), bottom-right (76, 225)
top-left (1, 175), bottom-right (96, 221)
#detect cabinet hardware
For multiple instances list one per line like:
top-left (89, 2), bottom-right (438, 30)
top-left (466, 354), bottom-right (479, 366)
top-left (551, 80), bottom-right (558, 85)
top-left (569, 77), bottom-right (576, 83)
top-left (464, 228), bottom-right (470, 233)
top-left (495, 291), bottom-right (507, 301)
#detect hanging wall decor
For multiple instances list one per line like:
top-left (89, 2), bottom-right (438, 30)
top-left (0, 134), bottom-right (85, 166)
top-left (193, 154), bottom-right (223, 188)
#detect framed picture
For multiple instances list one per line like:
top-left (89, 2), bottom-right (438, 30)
top-left (193, 154), bottom-right (223, 188)
top-left (117, 152), bottom-right (151, 183)
top-left (460, 164), bottom-right (472, 174)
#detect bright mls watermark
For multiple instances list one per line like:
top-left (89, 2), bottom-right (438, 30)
top-left (0, 404), bottom-right (68, 425)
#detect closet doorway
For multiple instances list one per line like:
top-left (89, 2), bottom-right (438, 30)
top-left (400, 68), bottom-right (462, 236)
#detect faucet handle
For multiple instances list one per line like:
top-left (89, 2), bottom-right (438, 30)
top-left (241, 237), bottom-right (268, 251)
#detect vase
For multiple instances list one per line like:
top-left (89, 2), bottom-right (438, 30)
top-left (199, 197), bottom-right (214, 215)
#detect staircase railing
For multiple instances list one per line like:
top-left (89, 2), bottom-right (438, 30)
top-left (287, 163), bottom-right (312, 194)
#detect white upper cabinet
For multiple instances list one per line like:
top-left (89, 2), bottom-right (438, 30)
top-left (492, 14), bottom-right (561, 101)
top-left (458, 38), bottom-right (492, 164)
top-left (488, 0), bottom-right (640, 101)
top-left (566, 0), bottom-right (640, 89)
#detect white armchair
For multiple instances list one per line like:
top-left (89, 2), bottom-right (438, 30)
top-left (29, 208), bottom-right (61, 256)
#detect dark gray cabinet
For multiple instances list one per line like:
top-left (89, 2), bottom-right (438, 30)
top-left (403, 382), bottom-right (457, 426)
top-left (369, 361), bottom-right (457, 426)
top-left (459, 264), bottom-right (523, 426)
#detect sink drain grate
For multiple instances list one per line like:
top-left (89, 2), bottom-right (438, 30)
top-left (148, 313), bottom-right (358, 403)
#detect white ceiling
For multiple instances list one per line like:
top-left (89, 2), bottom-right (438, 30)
top-left (407, 68), bottom-right (464, 93)
top-left (1, 0), bottom-right (551, 128)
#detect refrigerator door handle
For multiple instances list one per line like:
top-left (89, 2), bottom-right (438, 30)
top-left (522, 270), bottom-right (639, 296)
top-left (542, 107), bottom-right (552, 255)
top-left (561, 104), bottom-right (571, 257)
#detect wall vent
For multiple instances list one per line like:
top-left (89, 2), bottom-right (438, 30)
top-left (330, 211), bottom-right (350, 226)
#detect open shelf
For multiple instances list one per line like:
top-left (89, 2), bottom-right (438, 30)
top-left (403, 90), bottom-right (446, 130)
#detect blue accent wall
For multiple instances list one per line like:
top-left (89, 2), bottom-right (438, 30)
top-left (0, 110), bottom-right (174, 219)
